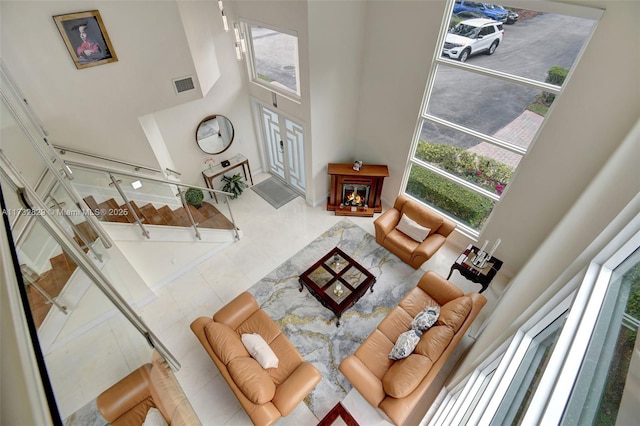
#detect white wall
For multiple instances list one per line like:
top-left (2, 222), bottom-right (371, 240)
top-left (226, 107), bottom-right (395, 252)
top-left (354, 0), bottom-right (445, 206)
top-left (0, 1), bottom-right (203, 168)
top-left (307, 0), bottom-right (368, 205)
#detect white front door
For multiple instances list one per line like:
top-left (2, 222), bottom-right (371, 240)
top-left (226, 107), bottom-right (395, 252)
top-left (258, 104), bottom-right (306, 194)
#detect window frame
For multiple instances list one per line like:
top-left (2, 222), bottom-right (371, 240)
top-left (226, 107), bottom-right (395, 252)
top-left (401, 0), bottom-right (601, 237)
top-left (425, 208), bottom-right (640, 425)
top-left (241, 19), bottom-right (302, 102)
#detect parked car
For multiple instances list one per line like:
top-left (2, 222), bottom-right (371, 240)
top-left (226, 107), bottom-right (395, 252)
top-left (453, 1), bottom-right (509, 23)
top-left (442, 18), bottom-right (504, 62)
top-left (506, 9), bottom-right (519, 24)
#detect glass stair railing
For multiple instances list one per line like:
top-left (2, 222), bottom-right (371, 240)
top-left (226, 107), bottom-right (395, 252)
top-left (63, 160), bottom-right (239, 241)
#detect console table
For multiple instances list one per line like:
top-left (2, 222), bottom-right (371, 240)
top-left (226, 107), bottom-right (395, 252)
top-left (447, 244), bottom-right (503, 293)
top-left (202, 154), bottom-right (253, 203)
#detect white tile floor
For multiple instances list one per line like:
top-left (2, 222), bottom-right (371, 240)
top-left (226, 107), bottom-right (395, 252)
top-left (49, 172), bottom-right (509, 424)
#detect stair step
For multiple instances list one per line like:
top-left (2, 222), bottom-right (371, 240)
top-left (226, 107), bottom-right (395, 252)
top-left (171, 207), bottom-right (194, 227)
top-left (119, 201), bottom-right (146, 224)
top-left (157, 206), bottom-right (180, 226)
top-left (98, 199), bottom-right (129, 223)
top-left (186, 204), bottom-right (207, 224)
top-left (82, 196), bottom-right (103, 220)
top-left (139, 204), bottom-right (168, 226)
top-left (73, 221), bottom-right (99, 247)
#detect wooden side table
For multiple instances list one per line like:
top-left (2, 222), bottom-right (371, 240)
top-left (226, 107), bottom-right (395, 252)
top-left (447, 244), bottom-right (503, 293)
top-left (317, 402), bottom-right (359, 426)
top-left (202, 154), bottom-right (253, 203)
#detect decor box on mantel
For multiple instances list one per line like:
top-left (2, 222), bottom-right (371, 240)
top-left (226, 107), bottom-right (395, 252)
top-left (327, 163), bottom-right (389, 217)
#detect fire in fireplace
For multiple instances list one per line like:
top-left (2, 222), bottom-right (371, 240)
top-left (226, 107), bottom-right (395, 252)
top-left (342, 184), bottom-right (370, 207)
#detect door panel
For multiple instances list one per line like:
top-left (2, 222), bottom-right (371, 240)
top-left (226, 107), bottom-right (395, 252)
top-left (258, 104), bottom-right (306, 194)
top-left (285, 118), bottom-right (305, 193)
top-left (260, 106), bottom-right (285, 180)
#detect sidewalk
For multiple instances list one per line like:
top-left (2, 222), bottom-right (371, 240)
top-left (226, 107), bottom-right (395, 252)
top-left (467, 110), bottom-right (543, 168)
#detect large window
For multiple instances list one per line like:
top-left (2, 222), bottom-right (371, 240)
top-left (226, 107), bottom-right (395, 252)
top-left (243, 22), bottom-right (300, 98)
top-left (426, 210), bottom-right (640, 425)
top-left (404, 1), bottom-right (599, 234)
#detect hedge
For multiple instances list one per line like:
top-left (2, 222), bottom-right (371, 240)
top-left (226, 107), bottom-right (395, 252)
top-left (415, 141), bottom-right (512, 195)
top-left (406, 166), bottom-right (494, 229)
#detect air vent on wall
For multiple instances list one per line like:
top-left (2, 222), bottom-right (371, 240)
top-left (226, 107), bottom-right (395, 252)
top-left (172, 76), bottom-right (195, 94)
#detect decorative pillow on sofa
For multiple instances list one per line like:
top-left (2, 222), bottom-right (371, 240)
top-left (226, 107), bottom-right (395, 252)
top-left (411, 306), bottom-right (440, 332)
top-left (395, 213), bottom-right (431, 242)
top-left (142, 407), bottom-right (168, 426)
top-left (389, 329), bottom-right (422, 360)
top-left (241, 333), bottom-right (279, 369)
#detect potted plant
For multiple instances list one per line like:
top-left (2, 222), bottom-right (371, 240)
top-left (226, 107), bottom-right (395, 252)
top-left (184, 187), bottom-right (204, 208)
top-left (222, 173), bottom-right (248, 199)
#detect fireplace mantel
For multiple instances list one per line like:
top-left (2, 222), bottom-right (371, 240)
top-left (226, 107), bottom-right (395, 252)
top-left (327, 163), bottom-right (389, 217)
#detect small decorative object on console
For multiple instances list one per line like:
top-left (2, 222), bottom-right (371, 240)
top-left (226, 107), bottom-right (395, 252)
top-left (352, 160), bottom-right (363, 171)
top-left (221, 159), bottom-right (231, 167)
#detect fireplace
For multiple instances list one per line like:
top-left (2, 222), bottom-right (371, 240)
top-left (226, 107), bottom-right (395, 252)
top-left (342, 184), bottom-right (370, 207)
top-left (327, 163), bottom-right (389, 217)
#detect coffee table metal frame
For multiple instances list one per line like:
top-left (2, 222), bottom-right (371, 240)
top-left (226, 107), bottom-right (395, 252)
top-left (298, 247), bottom-right (376, 327)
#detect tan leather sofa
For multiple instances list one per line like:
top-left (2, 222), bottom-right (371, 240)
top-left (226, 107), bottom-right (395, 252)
top-left (191, 291), bottom-right (322, 426)
top-left (339, 271), bottom-right (486, 425)
top-left (374, 195), bottom-right (456, 269)
top-left (96, 351), bottom-right (200, 425)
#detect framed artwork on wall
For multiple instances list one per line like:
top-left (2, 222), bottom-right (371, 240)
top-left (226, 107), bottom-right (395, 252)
top-left (53, 10), bottom-right (118, 70)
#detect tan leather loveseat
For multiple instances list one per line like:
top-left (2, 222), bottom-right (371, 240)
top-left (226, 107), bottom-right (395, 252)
top-left (191, 291), bottom-right (322, 426)
top-left (96, 351), bottom-right (200, 425)
top-left (374, 195), bottom-right (456, 269)
top-left (339, 271), bottom-right (486, 425)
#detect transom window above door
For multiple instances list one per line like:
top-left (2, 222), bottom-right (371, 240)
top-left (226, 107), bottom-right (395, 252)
top-left (243, 22), bottom-right (300, 98)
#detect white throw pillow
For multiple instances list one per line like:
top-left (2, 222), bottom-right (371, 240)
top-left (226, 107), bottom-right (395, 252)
top-left (395, 213), bottom-right (431, 242)
top-left (241, 333), bottom-right (279, 369)
top-left (142, 407), bottom-right (168, 426)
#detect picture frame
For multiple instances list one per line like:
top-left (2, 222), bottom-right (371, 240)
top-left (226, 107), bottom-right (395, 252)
top-left (53, 10), bottom-right (118, 70)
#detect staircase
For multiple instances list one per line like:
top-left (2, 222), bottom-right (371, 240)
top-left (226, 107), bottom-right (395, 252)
top-left (82, 196), bottom-right (235, 230)
top-left (22, 221), bottom-right (98, 328)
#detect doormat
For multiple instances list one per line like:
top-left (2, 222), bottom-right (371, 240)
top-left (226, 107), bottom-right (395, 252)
top-left (251, 177), bottom-right (299, 209)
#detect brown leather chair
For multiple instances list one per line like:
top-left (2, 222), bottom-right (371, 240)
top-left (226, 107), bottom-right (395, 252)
top-left (374, 195), bottom-right (456, 268)
top-left (96, 351), bottom-right (200, 425)
top-left (191, 292), bottom-right (322, 426)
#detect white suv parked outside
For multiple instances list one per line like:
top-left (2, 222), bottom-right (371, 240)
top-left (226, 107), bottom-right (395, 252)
top-left (443, 18), bottom-right (504, 62)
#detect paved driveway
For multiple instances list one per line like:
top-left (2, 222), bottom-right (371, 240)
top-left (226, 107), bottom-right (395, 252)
top-left (424, 13), bottom-right (595, 149)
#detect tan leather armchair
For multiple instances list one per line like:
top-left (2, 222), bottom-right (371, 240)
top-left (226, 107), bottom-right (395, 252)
top-left (374, 195), bottom-right (456, 268)
top-left (191, 292), bottom-right (322, 426)
top-left (96, 351), bottom-right (200, 425)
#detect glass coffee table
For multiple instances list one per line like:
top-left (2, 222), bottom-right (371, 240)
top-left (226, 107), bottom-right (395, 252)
top-left (298, 247), bottom-right (376, 327)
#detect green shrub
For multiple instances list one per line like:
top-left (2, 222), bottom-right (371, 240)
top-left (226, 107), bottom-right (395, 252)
top-left (542, 66), bottom-right (569, 104)
top-left (406, 166), bottom-right (494, 229)
top-left (415, 141), bottom-right (512, 195)
top-left (184, 187), bottom-right (204, 208)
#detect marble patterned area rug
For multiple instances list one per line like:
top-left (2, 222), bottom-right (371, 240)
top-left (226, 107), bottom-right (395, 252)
top-left (248, 219), bottom-right (424, 420)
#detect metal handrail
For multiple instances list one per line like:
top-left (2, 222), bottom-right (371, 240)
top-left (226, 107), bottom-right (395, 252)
top-left (0, 150), bottom-right (114, 249)
top-left (48, 195), bottom-right (104, 262)
top-left (108, 174), bottom-right (150, 239)
top-left (62, 160), bottom-right (233, 197)
top-left (22, 274), bottom-right (68, 315)
top-left (54, 144), bottom-right (164, 175)
top-left (0, 166), bottom-right (180, 371)
top-left (63, 159), bottom-right (238, 240)
top-left (177, 187), bottom-right (201, 240)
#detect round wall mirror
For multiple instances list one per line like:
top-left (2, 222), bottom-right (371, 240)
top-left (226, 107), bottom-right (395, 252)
top-left (196, 114), bottom-right (234, 155)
